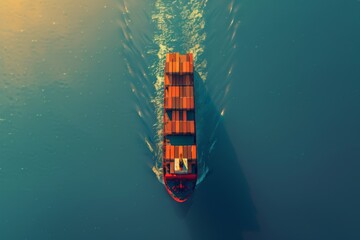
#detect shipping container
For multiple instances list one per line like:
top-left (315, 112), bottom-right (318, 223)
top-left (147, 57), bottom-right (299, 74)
top-left (163, 52), bottom-right (197, 202)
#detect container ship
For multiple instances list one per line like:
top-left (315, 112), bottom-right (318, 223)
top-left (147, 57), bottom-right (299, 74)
top-left (163, 52), bottom-right (197, 202)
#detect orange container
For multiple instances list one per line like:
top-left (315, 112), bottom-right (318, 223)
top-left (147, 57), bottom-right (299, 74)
top-left (179, 121), bottom-right (183, 133)
top-left (175, 53), bottom-right (179, 71)
top-left (175, 121), bottom-right (179, 133)
top-left (189, 53), bottom-right (193, 63)
top-left (192, 146), bottom-right (196, 159)
top-left (174, 146), bottom-right (179, 158)
top-left (172, 122), bottom-right (175, 133)
top-left (169, 145), bottom-right (172, 159)
top-left (168, 121), bottom-right (172, 133)
top-left (184, 146), bottom-right (188, 158)
top-left (170, 162), bottom-right (174, 173)
top-left (170, 146), bottom-right (174, 159)
top-left (179, 146), bottom-right (183, 157)
top-left (166, 145), bottom-right (170, 159)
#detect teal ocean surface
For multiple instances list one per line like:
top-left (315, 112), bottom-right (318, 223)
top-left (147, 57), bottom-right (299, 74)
top-left (1, 0), bottom-right (359, 239)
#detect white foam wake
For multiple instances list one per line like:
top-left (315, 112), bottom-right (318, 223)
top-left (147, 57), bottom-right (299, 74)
top-left (149, 0), bottom-right (209, 185)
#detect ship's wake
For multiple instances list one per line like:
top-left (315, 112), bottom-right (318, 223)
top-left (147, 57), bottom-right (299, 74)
top-left (117, 0), bottom-right (240, 186)
top-left (148, 0), bottom-right (209, 185)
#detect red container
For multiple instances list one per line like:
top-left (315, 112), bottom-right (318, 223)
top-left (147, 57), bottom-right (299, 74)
top-left (163, 53), bottom-right (197, 203)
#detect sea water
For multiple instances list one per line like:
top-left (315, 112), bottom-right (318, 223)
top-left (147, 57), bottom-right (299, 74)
top-left (1, 0), bottom-right (359, 239)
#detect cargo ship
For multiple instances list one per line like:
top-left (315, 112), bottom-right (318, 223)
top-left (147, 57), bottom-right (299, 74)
top-left (163, 52), bottom-right (197, 202)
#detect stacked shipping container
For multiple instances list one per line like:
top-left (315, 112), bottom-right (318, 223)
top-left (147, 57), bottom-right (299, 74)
top-left (163, 53), bottom-right (197, 202)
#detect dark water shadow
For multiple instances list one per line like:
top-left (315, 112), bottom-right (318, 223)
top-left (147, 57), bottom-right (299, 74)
top-left (173, 72), bottom-right (259, 240)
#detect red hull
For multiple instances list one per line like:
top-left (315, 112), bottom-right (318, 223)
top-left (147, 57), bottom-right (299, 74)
top-left (163, 53), bottom-right (197, 202)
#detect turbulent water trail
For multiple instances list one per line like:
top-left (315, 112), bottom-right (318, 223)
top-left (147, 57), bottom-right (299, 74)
top-left (149, 0), bottom-right (209, 185)
top-left (117, 0), bottom-right (240, 186)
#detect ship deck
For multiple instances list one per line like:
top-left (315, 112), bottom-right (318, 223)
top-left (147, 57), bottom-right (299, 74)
top-left (163, 53), bottom-right (197, 202)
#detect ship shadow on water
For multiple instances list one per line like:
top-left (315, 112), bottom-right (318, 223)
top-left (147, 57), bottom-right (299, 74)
top-left (172, 72), bottom-right (259, 240)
